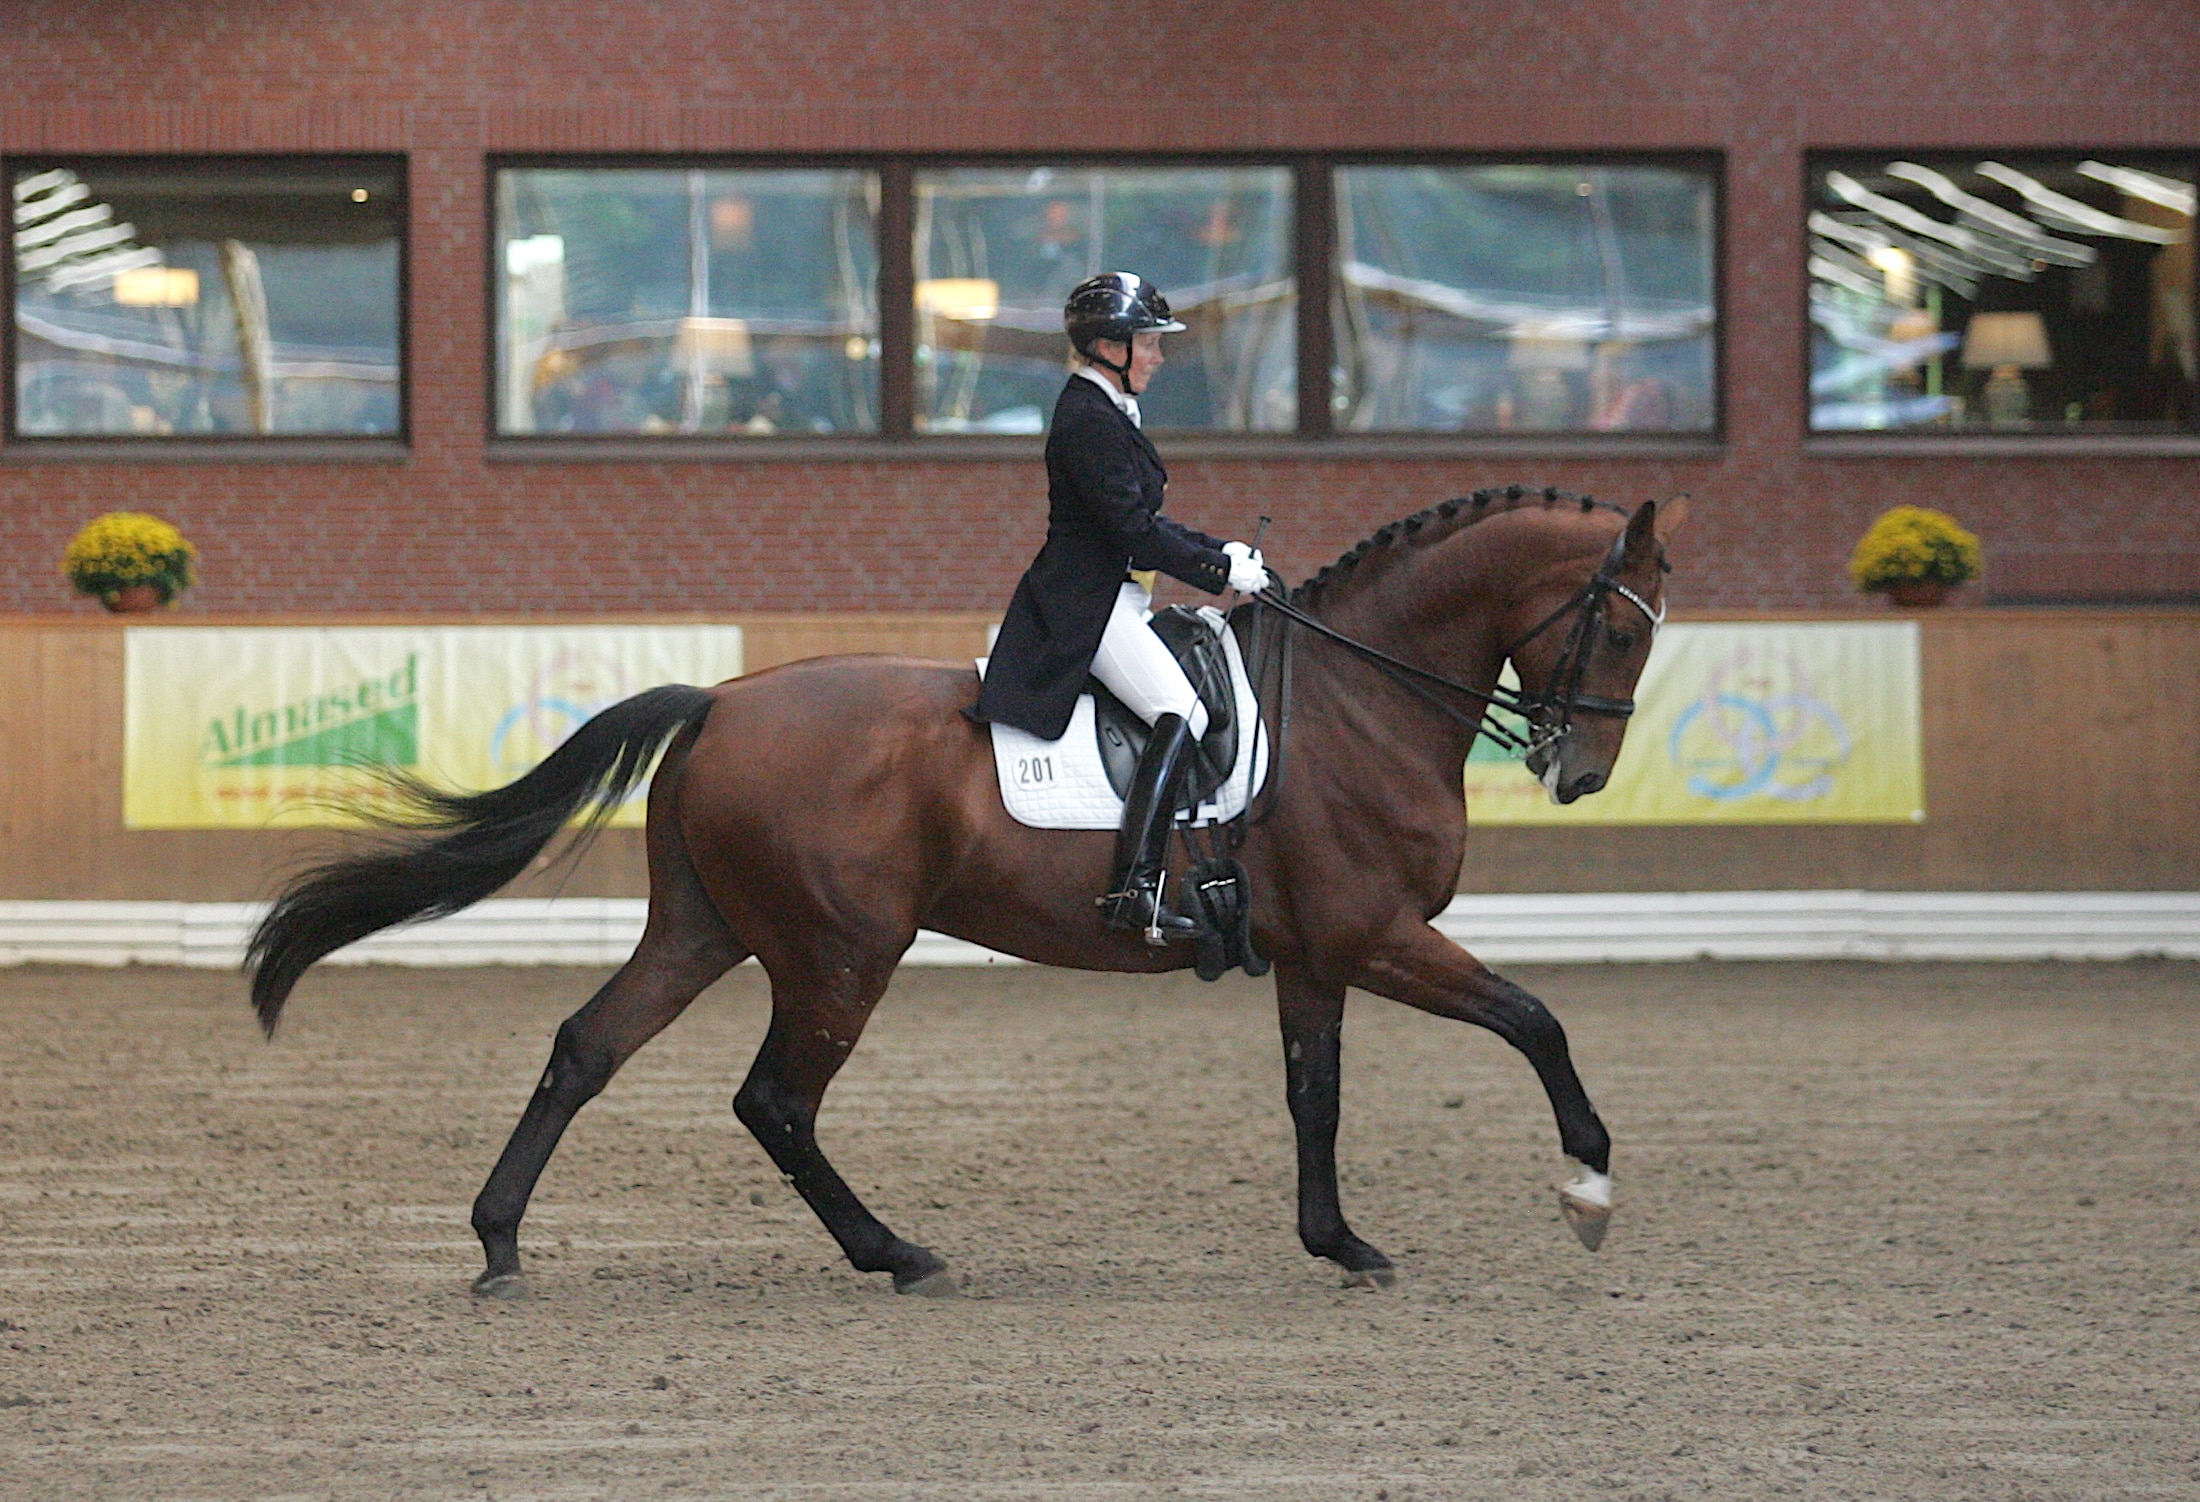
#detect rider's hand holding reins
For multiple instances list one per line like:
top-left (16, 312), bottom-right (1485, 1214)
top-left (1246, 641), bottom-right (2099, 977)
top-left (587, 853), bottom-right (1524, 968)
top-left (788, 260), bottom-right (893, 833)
top-left (1222, 541), bottom-right (1272, 595)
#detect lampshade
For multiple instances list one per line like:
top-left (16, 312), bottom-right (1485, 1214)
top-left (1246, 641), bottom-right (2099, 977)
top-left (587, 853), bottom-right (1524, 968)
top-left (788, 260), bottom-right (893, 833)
top-left (1886, 310), bottom-right (1938, 343)
top-left (1885, 309), bottom-right (1940, 370)
top-left (112, 267), bottom-right (200, 307)
top-left (1961, 312), bottom-right (2051, 370)
top-left (1508, 334), bottom-right (1591, 370)
top-left (674, 316), bottom-right (754, 377)
top-left (914, 278), bottom-right (1001, 323)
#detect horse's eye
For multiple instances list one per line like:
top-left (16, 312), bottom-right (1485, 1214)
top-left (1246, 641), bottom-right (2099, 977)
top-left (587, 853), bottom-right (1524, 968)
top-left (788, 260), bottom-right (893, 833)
top-left (1607, 628), bottom-right (1638, 654)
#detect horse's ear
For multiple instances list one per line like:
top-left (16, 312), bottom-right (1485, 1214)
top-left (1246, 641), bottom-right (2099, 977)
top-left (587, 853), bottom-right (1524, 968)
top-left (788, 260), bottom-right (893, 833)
top-left (1621, 499), bottom-right (1660, 568)
top-left (1654, 496), bottom-right (1691, 541)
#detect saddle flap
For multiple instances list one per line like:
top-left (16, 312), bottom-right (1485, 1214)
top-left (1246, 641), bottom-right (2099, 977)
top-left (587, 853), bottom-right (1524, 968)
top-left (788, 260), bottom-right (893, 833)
top-left (1090, 606), bottom-right (1238, 806)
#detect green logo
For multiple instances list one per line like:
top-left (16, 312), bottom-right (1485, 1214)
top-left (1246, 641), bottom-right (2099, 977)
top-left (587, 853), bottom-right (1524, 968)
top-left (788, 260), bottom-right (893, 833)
top-left (200, 654), bottom-right (419, 767)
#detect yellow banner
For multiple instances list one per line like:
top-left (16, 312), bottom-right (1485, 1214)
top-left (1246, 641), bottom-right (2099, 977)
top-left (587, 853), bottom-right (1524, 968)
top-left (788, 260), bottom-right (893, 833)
top-left (1465, 621), bottom-right (1923, 825)
top-left (123, 626), bottom-right (744, 829)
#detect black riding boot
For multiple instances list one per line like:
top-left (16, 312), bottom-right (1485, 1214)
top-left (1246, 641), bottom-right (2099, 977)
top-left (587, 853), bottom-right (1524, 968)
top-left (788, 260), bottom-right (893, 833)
top-left (1100, 712), bottom-right (1204, 946)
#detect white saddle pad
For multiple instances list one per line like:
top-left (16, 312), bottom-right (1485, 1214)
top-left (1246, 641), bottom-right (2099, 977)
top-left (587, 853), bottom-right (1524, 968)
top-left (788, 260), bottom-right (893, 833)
top-left (982, 607), bottom-right (1268, 831)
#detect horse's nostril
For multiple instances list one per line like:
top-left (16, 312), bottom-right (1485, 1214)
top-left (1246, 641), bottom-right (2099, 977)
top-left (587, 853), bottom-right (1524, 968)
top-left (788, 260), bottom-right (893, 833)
top-left (1570, 771), bottom-right (1607, 798)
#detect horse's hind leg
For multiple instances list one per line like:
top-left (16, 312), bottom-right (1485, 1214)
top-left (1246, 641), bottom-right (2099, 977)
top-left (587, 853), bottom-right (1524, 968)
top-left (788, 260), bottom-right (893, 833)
top-left (469, 773), bottom-right (747, 1298)
top-left (468, 924), bottom-right (743, 1297)
top-left (469, 935), bottom-right (745, 1297)
top-left (733, 942), bottom-right (952, 1296)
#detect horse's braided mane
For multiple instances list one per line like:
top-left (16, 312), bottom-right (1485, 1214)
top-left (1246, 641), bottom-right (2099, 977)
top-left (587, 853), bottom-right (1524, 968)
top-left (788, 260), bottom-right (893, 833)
top-left (1287, 484), bottom-right (1628, 606)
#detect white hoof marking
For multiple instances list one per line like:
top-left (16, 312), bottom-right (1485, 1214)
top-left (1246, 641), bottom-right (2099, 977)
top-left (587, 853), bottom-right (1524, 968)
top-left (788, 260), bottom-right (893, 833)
top-left (1556, 1160), bottom-right (1614, 1252)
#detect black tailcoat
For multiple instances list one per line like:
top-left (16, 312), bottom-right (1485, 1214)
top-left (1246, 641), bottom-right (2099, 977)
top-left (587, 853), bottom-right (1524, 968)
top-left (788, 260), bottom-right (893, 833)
top-left (972, 375), bottom-right (1232, 739)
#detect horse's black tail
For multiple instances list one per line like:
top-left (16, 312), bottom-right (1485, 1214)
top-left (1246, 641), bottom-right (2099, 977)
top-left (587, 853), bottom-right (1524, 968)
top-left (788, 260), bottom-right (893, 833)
top-left (246, 683), bottom-right (717, 1035)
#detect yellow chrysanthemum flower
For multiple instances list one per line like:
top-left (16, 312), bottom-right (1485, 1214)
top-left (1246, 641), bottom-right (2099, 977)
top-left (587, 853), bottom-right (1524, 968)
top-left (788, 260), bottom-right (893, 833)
top-left (61, 512), bottom-right (199, 602)
top-left (1847, 506), bottom-right (1981, 592)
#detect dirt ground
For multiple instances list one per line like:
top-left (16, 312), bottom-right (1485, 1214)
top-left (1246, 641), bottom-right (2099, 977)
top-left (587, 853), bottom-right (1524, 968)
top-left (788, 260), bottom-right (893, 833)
top-left (0, 958), bottom-right (2195, 1501)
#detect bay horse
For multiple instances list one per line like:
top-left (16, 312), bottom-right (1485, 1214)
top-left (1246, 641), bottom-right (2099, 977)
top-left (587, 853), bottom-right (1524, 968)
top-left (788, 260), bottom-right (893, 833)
top-left (248, 485), bottom-right (1681, 1299)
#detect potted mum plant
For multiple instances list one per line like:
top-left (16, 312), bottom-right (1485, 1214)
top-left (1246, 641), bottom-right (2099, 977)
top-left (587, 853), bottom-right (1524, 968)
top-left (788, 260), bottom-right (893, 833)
top-left (62, 512), bottom-right (199, 613)
top-left (1847, 505), bottom-right (1981, 609)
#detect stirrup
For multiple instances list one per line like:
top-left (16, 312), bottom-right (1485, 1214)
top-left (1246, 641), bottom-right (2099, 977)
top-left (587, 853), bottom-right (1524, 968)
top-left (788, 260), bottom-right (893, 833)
top-left (1099, 869), bottom-right (1201, 947)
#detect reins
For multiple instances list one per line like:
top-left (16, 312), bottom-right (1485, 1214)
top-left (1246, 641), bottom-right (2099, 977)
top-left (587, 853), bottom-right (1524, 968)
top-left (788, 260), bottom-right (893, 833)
top-left (1251, 588), bottom-right (1540, 753)
top-left (1246, 522), bottom-right (1666, 759)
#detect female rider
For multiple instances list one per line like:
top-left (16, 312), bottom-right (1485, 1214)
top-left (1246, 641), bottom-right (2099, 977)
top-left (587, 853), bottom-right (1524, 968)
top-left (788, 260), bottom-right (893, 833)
top-left (970, 272), bottom-right (1271, 943)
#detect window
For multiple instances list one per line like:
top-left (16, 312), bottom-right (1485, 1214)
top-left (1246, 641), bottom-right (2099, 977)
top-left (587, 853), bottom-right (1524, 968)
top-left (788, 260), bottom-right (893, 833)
top-left (1333, 163), bottom-right (1717, 433)
top-left (10, 157), bottom-right (403, 438)
top-left (1808, 152), bottom-right (2197, 433)
top-left (495, 167), bottom-right (879, 436)
top-left (913, 166), bottom-right (1295, 434)
top-left (482, 154), bottom-right (1721, 447)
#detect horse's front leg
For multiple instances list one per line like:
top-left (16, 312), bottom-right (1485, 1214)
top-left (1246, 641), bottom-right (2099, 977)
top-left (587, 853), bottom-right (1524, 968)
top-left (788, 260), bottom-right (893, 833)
top-left (1274, 961), bottom-right (1395, 1286)
top-left (1357, 921), bottom-right (1615, 1250)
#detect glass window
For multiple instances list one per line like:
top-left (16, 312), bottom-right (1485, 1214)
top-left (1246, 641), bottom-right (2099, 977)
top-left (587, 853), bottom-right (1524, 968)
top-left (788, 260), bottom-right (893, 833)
top-left (495, 167), bottom-right (878, 436)
top-left (1808, 153), bottom-right (2197, 432)
top-left (913, 166), bottom-right (1295, 434)
top-left (11, 157), bottom-right (403, 438)
top-left (1333, 164), bottom-right (1717, 434)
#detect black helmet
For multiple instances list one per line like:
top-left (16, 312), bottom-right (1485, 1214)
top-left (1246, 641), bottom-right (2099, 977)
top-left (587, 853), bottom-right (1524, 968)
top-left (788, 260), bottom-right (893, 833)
top-left (1064, 272), bottom-right (1187, 370)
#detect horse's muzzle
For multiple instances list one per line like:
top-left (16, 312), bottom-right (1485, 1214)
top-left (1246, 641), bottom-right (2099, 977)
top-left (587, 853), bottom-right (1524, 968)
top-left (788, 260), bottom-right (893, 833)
top-left (1556, 770), bottom-right (1607, 803)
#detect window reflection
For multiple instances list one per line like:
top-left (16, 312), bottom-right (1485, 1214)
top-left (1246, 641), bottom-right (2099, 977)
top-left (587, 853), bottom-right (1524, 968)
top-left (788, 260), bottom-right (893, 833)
top-left (914, 167), bottom-right (1295, 433)
top-left (1808, 154), bottom-right (2196, 432)
top-left (12, 159), bottom-right (403, 437)
top-left (496, 168), bottom-right (878, 436)
top-left (1334, 165), bottom-right (1716, 433)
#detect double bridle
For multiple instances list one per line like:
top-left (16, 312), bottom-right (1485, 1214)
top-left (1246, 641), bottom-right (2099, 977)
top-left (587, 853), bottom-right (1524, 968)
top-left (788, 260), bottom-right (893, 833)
top-left (1250, 524), bottom-right (1666, 760)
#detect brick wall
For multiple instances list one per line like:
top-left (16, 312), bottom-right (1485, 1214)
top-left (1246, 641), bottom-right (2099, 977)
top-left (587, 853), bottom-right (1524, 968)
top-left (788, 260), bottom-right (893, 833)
top-left (2, 0), bottom-right (2196, 617)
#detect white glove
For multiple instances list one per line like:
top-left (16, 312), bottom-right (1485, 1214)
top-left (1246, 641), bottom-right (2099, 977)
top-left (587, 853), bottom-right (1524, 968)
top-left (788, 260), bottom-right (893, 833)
top-left (1222, 541), bottom-right (1271, 594)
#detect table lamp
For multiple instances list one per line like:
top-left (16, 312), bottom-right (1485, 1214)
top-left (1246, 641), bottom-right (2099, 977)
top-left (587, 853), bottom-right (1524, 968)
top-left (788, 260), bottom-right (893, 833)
top-left (1961, 312), bottom-right (2050, 426)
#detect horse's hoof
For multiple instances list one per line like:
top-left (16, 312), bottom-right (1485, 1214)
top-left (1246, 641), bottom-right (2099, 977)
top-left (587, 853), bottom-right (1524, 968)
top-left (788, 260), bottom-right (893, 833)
top-left (1560, 1197), bottom-right (1610, 1251)
top-left (1341, 1265), bottom-right (1397, 1290)
top-left (1557, 1161), bottom-right (1614, 1252)
top-left (471, 1271), bottom-right (533, 1301)
top-left (894, 1266), bottom-right (961, 1299)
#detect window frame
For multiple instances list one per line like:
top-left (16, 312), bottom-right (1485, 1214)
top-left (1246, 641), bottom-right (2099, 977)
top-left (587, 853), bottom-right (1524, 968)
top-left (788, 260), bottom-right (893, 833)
top-left (2, 152), bottom-right (411, 455)
top-left (904, 152), bottom-right (1306, 440)
top-left (1799, 146), bottom-right (2200, 453)
top-left (1321, 149), bottom-right (1726, 446)
top-left (485, 152), bottom-right (891, 449)
top-left (485, 148), bottom-right (1726, 460)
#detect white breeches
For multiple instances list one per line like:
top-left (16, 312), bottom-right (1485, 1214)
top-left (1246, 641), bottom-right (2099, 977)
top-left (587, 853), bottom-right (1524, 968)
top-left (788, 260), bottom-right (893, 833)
top-left (1091, 581), bottom-right (1208, 738)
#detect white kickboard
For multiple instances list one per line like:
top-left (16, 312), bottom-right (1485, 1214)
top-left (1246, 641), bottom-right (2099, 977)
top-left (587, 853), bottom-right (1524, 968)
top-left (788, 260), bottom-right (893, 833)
top-left (983, 607), bottom-right (1268, 831)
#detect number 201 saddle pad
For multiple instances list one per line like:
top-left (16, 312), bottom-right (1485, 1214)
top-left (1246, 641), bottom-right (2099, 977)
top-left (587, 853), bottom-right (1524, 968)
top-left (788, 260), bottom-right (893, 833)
top-left (978, 608), bottom-right (1268, 831)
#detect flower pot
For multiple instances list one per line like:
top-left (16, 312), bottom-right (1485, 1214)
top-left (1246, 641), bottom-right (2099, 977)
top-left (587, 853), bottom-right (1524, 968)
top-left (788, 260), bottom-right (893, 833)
top-left (1882, 580), bottom-right (1952, 610)
top-left (102, 583), bottom-right (168, 614)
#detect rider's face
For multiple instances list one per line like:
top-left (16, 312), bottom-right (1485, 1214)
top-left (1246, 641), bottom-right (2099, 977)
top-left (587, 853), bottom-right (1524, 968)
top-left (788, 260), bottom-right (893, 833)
top-left (1093, 332), bottom-right (1167, 395)
top-left (1126, 331), bottom-right (1166, 394)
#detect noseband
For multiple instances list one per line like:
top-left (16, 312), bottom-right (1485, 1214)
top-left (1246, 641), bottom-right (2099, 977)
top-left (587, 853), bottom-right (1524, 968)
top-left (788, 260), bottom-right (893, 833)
top-left (1252, 524), bottom-right (1665, 758)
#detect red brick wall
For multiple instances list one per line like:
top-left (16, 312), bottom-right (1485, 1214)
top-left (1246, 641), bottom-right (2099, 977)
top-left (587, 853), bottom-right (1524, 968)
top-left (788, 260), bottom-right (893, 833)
top-left (3, 0), bottom-right (2196, 616)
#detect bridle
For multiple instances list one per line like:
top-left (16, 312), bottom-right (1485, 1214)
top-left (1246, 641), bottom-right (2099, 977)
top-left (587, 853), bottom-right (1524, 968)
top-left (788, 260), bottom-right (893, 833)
top-left (1499, 524), bottom-right (1668, 749)
top-left (1248, 523), bottom-right (1666, 760)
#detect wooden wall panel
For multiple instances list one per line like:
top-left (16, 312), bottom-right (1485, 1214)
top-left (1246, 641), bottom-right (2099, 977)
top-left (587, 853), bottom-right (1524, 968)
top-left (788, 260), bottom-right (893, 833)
top-left (1466, 611), bottom-right (2200, 892)
top-left (1, 612), bottom-right (2192, 902)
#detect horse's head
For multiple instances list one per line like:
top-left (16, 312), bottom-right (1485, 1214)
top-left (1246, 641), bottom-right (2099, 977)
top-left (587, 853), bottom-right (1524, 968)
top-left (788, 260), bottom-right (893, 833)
top-left (1509, 498), bottom-right (1685, 804)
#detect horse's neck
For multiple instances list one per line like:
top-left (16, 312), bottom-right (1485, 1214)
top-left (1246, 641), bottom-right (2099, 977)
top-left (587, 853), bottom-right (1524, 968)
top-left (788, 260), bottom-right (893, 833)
top-left (1313, 524), bottom-right (1525, 698)
top-left (1289, 511), bottom-right (1604, 770)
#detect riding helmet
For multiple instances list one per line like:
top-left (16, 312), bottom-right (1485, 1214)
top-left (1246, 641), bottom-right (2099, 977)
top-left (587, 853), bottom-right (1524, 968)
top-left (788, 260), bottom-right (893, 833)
top-left (1064, 272), bottom-right (1188, 362)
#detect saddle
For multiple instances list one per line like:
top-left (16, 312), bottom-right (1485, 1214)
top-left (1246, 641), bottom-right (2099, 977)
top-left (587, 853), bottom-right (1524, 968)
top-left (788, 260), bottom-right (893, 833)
top-left (1089, 605), bottom-right (1238, 809)
top-left (1088, 605), bottom-right (1264, 984)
